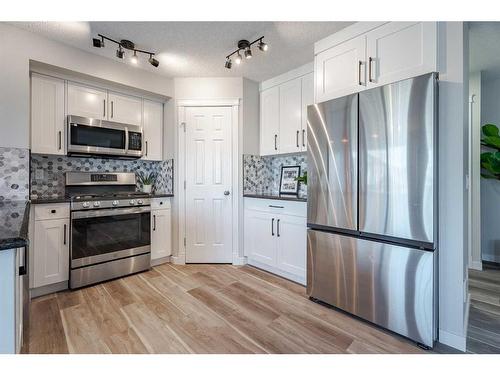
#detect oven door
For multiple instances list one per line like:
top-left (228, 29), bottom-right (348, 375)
top-left (71, 206), bottom-right (151, 268)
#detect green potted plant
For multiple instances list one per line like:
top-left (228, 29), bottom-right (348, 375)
top-left (481, 124), bottom-right (500, 180)
top-left (295, 171), bottom-right (307, 185)
top-left (138, 171), bottom-right (156, 194)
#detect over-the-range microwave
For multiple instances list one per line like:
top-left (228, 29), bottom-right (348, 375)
top-left (66, 115), bottom-right (143, 159)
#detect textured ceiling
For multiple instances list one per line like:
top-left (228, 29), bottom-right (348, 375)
top-left (470, 22), bottom-right (500, 79)
top-left (11, 21), bottom-right (353, 82)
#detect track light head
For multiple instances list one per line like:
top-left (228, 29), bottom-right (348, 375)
top-left (234, 52), bottom-right (242, 65)
top-left (149, 55), bottom-right (160, 68)
top-left (244, 47), bottom-right (252, 59)
top-left (258, 40), bottom-right (268, 52)
top-left (92, 37), bottom-right (103, 48)
top-left (131, 51), bottom-right (138, 65)
top-left (116, 46), bottom-right (124, 59)
top-left (225, 58), bottom-right (232, 69)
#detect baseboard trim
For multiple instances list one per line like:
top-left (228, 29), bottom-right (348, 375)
top-left (247, 259), bottom-right (305, 285)
top-left (469, 261), bottom-right (483, 271)
top-left (232, 256), bottom-right (247, 266)
top-left (31, 281), bottom-right (68, 298)
top-left (151, 256), bottom-right (171, 267)
top-left (438, 329), bottom-right (467, 352)
top-left (170, 255), bottom-right (186, 265)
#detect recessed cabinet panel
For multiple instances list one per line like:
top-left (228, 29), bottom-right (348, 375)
top-left (276, 215), bottom-right (307, 277)
top-left (260, 86), bottom-right (280, 155)
top-left (67, 82), bottom-right (107, 120)
top-left (315, 35), bottom-right (366, 102)
top-left (245, 210), bottom-right (277, 266)
top-left (151, 208), bottom-right (172, 260)
top-left (143, 100), bottom-right (163, 161)
top-left (301, 73), bottom-right (314, 152)
top-left (366, 22), bottom-right (437, 88)
top-left (279, 78), bottom-right (302, 154)
top-left (108, 92), bottom-right (143, 126)
top-left (31, 74), bottom-right (65, 155)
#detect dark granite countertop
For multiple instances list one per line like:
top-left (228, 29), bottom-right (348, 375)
top-left (243, 193), bottom-right (307, 202)
top-left (0, 201), bottom-right (30, 251)
top-left (30, 193), bottom-right (174, 204)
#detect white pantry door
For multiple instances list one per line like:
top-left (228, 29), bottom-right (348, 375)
top-left (185, 106), bottom-right (233, 263)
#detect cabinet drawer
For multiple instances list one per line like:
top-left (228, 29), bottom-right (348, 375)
top-left (244, 197), bottom-right (306, 217)
top-left (151, 197), bottom-right (171, 210)
top-left (34, 203), bottom-right (70, 221)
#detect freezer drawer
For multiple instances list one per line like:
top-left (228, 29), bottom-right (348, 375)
top-left (307, 229), bottom-right (436, 347)
top-left (358, 73), bottom-right (437, 247)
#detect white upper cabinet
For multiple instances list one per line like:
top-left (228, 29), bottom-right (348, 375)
top-left (314, 22), bottom-right (437, 101)
top-left (366, 22), bottom-right (437, 88)
top-left (31, 74), bottom-right (65, 155)
top-left (143, 100), bottom-right (163, 161)
top-left (260, 86), bottom-right (280, 156)
top-left (279, 77), bottom-right (303, 154)
top-left (315, 35), bottom-right (366, 103)
top-left (301, 73), bottom-right (314, 152)
top-left (67, 82), bottom-right (107, 120)
top-left (108, 92), bottom-right (143, 126)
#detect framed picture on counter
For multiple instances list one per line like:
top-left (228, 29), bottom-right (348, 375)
top-left (279, 166), bottom-right (301, 195)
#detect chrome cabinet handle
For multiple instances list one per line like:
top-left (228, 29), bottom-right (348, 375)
top-left (58, 131), bottom-right (62, 150)
top-left (111, 101), bottom-right (114, 118)
top-left (368, 57), bottom-right (374, 83)
top-left (63, 224), bottom-right (67, 245)
top-left (145, 141), bottom-right (148, 156)
top-left (103, 99), bottom-right (106, 117)
top-left (271, 218), bottom-right (275, 236)
top-left (358, 60), bottom-right (363, 86)
top-left (296, 130), bottom-right (299, 148)
top-left (277, 219), bottom-right (280, 237)
top-left (302, 129), bottom-right (305, 148)
top-left (269, 205), bottom-right (284, 209)
top-left (153, 215), bottom-right (156, 231)
top-left (274, 134), bottom-right (278, 151)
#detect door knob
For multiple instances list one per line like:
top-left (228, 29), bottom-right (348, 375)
top-left (224, 190), bottom-right (230, 196)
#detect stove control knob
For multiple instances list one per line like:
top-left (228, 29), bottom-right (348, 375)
top-left (82, 202), bottom-right (90, 208)
top-left (129, 199), bottom-right (136, 205)
top-left (112, 200), bottom-right (119, 207)
top-left (137, 199), bottom-right (143, 205)
top-left (93, 201), bottom-right (101, 207)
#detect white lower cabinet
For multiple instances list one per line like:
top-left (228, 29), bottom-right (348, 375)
top-left (32, 204), bottom-right (70, 289)
top-left (244, 198), bottom-right (307, 284)
top-left (151, 198), bottom-right (172, 263)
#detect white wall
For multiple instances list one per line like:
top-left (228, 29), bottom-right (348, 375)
top-left (480, 74), bottom-right (500, 263)
top-left (0, 23), bottom-right (174, 149)
top-left (174, 77), bottom-right (243, 100)
top-left (437, 21), bottom-right (469, 351)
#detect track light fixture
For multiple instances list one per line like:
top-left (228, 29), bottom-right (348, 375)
top-left (224, 36), bottom-right (268, 69)
top-left (92, 33), bottom-right (160, 68)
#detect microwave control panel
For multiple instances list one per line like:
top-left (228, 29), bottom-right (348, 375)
top-left (128, 132), bottom-right (142, 151)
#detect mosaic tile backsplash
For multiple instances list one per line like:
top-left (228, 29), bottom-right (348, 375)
top-left (0, 147), bottom-right (30, 201)
top-left (243, 153), bottom-right (307, 198)
top-left (31, 154), bottom-right (174, 199)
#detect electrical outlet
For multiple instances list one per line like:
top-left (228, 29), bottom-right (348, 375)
top-left (35, 168), bottom-right (44, 180)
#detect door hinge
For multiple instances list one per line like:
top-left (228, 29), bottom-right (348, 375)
top-left (181, 122), bottom-right (186, 133)
top-left (184, 237), bottom-right (186, 247)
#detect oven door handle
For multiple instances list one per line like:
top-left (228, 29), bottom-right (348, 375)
top-left (72, 206), bottom-right (151, 219)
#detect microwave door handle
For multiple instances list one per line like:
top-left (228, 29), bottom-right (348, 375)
top-left (124, 127), bottom-right (129, 154)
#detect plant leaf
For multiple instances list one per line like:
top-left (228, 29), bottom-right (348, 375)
top-left (483, 124), bottom-right (500, 137)
top-left (482, 135), bottom-right (500, 150)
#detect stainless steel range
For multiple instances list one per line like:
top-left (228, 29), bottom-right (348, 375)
top-left (66, 172), bottom-right (151, 289)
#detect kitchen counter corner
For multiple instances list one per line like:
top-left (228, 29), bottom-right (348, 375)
top-left (0, 200), bottom-right (30, 251)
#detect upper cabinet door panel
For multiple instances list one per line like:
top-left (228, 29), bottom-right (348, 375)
top-left (315, 35), bottom-right (366, 102)
top-left (108, 92), bottom-right (143, 126)
top-left (301, 73), bottom-right (314, 152)
top-left (260, 86), bottom-right (280, 156)
top-left (279, 78), bottom-right (302, 154)
top-left (143, 100), bottom-right (163, 161)
top-left (31, 74), bottom-right (65, 155)
top-left (366, 22), bottom-right (437, 87)
top-left (67, 82), bottom-right (107, 120)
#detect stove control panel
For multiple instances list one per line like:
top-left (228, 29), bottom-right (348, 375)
top-left (71, 197), bottom-right (151, 211)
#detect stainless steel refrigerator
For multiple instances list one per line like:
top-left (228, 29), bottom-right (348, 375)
top-left (306, 73), bottom-right (437, 348)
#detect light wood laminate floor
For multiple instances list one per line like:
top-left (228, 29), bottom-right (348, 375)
top-left (467, 268), bottom-right (500, 354)
top-left (28, 264), bottom-right (428, 354)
